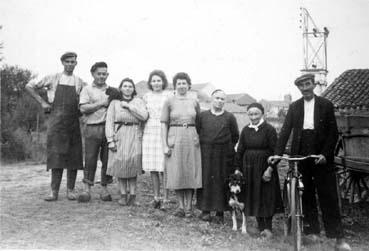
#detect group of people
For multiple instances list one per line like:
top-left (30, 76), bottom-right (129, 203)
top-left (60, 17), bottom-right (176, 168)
top-left (25, 52), bottom-right (350, 251)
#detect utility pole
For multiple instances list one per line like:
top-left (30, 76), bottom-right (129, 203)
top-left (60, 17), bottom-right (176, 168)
top-left (299, 7), bottom-right (329, 95)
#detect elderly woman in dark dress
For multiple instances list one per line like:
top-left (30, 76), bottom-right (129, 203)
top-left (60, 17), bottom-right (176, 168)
top-left (235, 103), bottom-right (282, 238)
top-left (196, 89), bottom-right (239, 223)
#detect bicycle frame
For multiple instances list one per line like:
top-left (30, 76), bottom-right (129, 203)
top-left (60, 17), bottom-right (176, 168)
top-left (278, 155), bottom-right (319, 251)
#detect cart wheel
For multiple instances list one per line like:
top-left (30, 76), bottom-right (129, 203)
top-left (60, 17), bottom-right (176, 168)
top-left (337, 167), bottom-right (369, 203)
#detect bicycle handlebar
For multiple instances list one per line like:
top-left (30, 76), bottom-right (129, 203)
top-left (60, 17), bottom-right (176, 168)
top-left (273, 154), bottom-right (320, 161)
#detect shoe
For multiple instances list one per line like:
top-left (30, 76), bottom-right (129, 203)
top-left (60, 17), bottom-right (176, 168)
top-left (118, 194), bottom-right (128, 206)
top-left (302, 234), bottom-right (321, 245)
top-left (127, 194), bottom-right (137, 206)
top-left (44, 191), bottom-right (58, 201)
top-left (212, 215), bottom-right (224, 224)
top-left (199, 212), bottom-right (211, 222)
top-left (67, 189), bottom-right (77, 200)
top-left (100, 190), bottom-right (112, 202)
top-left (77, 191), bottom-right (91, 203)
top-left (173, 208), bottom-right (185, 218)
top-left (106, 176), bottom-right (114, 185)
top-left (185, 210), bottom-right (195, 218)
top-left (152, 199), bottom-right (161, 209)
top-left (335, 238), bottom-right (351, 251)
top-left (260, 229), bottom-right (273, 239)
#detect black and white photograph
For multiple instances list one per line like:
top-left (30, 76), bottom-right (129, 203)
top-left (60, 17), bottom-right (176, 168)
top-left (1, 0), bottom-right (368, 250)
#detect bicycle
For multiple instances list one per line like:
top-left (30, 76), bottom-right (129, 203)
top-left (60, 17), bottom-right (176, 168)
top-left (272, 154), bottom-right (319, 251)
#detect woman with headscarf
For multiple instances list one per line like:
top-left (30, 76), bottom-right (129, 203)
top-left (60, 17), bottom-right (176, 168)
top-left (196, 89), bottom-right (239, 224)
top-left (234, 103), bottom-right (282, 238)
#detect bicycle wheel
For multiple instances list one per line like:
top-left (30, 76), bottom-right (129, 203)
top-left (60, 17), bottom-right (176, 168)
top-left (282, 179), bottom-right (291, 237)
top-left (290, 177), bottom-right (302, 251)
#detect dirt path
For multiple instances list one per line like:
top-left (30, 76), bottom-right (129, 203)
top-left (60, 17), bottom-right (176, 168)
top-left (0, 162), bottom-right (368, 250)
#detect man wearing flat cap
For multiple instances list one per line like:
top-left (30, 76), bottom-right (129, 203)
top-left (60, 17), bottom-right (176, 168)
top-left (268, 74), bottom-right (351, 251)
top-left (26, 51), bottom-right (86, 201)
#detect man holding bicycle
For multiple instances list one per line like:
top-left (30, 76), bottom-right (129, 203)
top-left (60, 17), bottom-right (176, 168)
top-left (268, 74), bottom-right (351, 251)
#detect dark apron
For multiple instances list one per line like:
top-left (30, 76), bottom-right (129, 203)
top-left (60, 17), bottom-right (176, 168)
top-left (46, 83), bottom-right (83, 170)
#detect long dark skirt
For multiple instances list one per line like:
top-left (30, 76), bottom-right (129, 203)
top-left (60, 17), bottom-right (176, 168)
top-left (196, 143), bottom-right (234, 212)
top-left (241, 149), bottom-right (283, 217)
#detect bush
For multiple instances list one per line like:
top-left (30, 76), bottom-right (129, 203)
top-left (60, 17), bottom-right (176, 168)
top-left (1, 65), bottom-right (47, 161)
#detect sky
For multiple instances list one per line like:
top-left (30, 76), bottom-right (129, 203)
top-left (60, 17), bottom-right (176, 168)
top-left (1, 0), bottom-right (369, 101)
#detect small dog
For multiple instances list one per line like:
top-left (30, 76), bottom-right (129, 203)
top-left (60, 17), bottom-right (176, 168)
top-left (105, 86), bottom-right (122, 103)
top-left (227, 170), bottom-right (247, 234)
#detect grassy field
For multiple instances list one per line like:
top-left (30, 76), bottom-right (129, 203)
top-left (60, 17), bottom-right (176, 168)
top-left (1, 162), bottom-right (368, 250)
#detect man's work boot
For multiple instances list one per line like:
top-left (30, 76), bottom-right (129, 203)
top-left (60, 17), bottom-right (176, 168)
top-left (44, 190), bottom-right (58, 201)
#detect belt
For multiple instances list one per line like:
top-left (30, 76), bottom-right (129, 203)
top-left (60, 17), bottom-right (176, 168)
top-left (115, 121), bottom-right (139, 131)
top-left (87, 122), bottom-right (105, 126)
top-left (170, 123), bottom-right (195, 128)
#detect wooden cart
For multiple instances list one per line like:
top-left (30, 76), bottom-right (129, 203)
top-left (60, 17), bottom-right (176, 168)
top-left (334, 114), bottom-right (369, 204)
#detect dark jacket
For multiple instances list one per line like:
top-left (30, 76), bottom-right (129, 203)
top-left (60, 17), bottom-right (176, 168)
top-left (275, 95), bottom-right (338, 165)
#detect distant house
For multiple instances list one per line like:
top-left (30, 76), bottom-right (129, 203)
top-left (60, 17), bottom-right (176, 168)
top-left (226, 93), bottom-right (256, 106)
top-left (259, 94), bottom-right (292, 118)
top-left (135, 81), bottom-right (214, 102)
top-left (322, 69), bottom-right (369, 114)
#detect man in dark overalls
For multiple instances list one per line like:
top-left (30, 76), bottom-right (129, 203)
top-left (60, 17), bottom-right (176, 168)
top-left (26, 52), bottom-right (86, 201)
top-left (268, 74), bottom-right (351, 251)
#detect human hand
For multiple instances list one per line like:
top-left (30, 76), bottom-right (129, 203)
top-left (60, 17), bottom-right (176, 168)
top-left (41, 102), bottom-right (52, 114)
top-left (163, 146), bottom-right (172, 157)
top-left (315, 154), bottom-right (327, 165)
top-left (235, 169), bottom-right (242, 176)
top-left (108, 142), bottom-right (117, 152)
top-left (268, 155), bottom-right (280, 165)
top-left (262, 166), bottom-right (273, 182)
top-left (120, 101), bottom-right (129, 109)
top-left (101, 97), bottom-right (109, 107)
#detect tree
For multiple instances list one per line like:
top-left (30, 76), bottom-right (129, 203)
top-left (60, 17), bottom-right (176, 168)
top-left (1, 65), bottom-right (46, 160)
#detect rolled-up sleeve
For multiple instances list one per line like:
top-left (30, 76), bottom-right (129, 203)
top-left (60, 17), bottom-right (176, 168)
top-left (79, 86), bottom-right (90, 105)
top-left (105, 101), bottom-right (116, 143)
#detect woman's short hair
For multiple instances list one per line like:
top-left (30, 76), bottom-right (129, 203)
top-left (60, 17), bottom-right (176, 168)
top-left (147, 70), bottom-right (168, 90)
top-left (172, 72), bottom-right (192, 90)
top-left (119, 77), bottom-right (137, 97)
top-left (247, 102), bottom-right (265, 114)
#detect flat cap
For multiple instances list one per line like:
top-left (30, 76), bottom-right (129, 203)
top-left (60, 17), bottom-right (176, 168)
top-left (294, 73), bottom-right (315, 85)
top-left (60, 51), bottom-right (77, 61)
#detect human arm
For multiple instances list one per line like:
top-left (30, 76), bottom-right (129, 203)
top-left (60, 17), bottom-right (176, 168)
top-left (229, 113), bottom-right (240, 148)
top-left (269, 104), bottom-right (294, 164)
top-left (234, 128), bottom-right (246, 170)
top-left (319, 101), bottom-right (338, 164)
top-left (25, 77), bottom-right (52, 112)
top-left (263, 125), bottom-right (278, 182)
top-left (79, 87), bottom-right (109, 115)
top-left (160, 99), bottom-right (171, 156)
top-left (122, 98), bottom-right (148, 122)
top-left (105, 101), bottom-right (117, 151)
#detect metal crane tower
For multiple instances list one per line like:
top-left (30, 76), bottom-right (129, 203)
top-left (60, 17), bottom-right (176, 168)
top-left (299, 7), bottom-right (329, 95)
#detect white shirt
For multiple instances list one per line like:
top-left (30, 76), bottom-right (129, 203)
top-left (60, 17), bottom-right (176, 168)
top-left (303, 97), bottom-right (315, 129)
top-left (59, 73), bottom-right (76, 86)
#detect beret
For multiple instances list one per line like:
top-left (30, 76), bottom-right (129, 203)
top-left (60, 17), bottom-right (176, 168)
top-left (60, 52), bottom-right (77, 61)
top-left (294, 73), bottom-right (315, 85)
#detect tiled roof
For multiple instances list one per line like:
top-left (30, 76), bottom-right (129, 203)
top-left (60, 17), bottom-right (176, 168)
top-left (226, 93), bottom-right (257, 105)
top-left (322, 69), bottom-right (369, 110)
